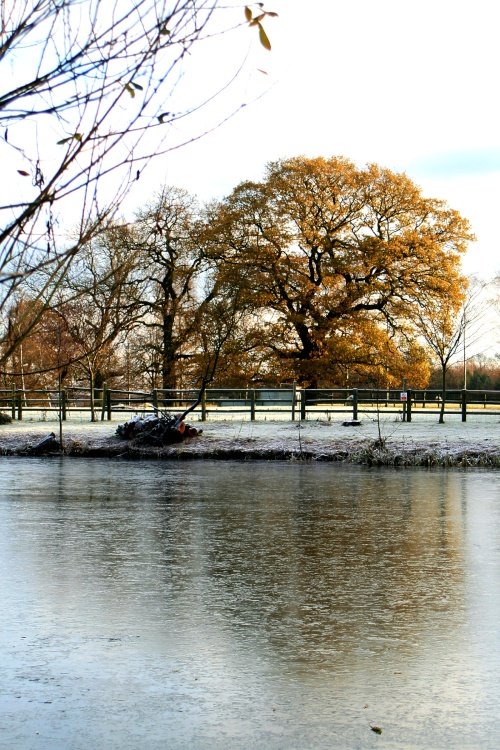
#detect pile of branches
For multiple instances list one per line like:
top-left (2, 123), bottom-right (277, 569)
top-left (116, 414), bottom-right (202, 446)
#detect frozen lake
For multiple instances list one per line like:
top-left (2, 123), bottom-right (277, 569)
top-left (0, 458), bottom-right (499, 749)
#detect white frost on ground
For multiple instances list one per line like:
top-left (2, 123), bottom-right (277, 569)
top-left (0, 412), bottom-right (499, 462)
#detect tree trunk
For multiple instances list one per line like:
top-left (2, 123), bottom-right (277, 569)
top-left (439, 366), bottom-right (446, 424)
top-left (89, 369), bottom-right (96, 422)
top-left (162, 313), bottom-right (177, 390)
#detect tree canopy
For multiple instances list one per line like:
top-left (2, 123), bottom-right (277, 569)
top-left (206, 156), bottom-right (472, 386)
top-left (1, 154), bottom-right (478, 393)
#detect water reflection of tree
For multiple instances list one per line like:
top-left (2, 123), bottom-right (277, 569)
top-left (24, 463), bottom-right (467, 672)
top-left (196, 466), bottom-right (467, 670)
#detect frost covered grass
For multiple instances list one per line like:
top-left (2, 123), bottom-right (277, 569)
top-left (0, 413), bottom-right (499, 467)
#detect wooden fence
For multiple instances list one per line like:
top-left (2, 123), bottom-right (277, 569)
top-left (1, 386), bottom-right (500, 422)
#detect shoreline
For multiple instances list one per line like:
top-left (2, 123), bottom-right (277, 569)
top-left (1, 417), bottom-right (499, 467)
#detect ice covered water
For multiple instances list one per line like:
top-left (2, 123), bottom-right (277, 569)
top-left (0, 458), bottom-right (499, 749)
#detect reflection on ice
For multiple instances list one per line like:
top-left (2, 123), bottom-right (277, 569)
top-left (0, 459), bottom-right (498, 749)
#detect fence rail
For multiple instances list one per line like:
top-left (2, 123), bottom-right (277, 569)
top-left (1, 386), bottom-right (500, 423)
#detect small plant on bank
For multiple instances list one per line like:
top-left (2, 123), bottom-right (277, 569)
top-left (371, 390), bottom-right (389, 450)
top-left (372, 435), bottom-right (387, 450)
top-left (0, 412), bottom-right (12, 424)
top-left (297, 422), bottom-right (303, 455)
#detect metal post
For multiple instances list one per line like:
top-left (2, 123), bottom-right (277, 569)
top-left (250, 389), bottom-right (256, 421)
top-left (201, 390), bottom-right (207, 421)
top-left (62, 390), bottom-right (67, 421)
top-left (461, 389), bottom-right (467, 422)
top-left (352, 389), bottom-right (358, 421)
top-left (152, 389), bottom-right (158, 416)
top-left (291, 381), bottom-right (297, 421)
top-left (407, 389), bottom-right (412, 423)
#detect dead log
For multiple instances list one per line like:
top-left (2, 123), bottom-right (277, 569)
top-left (28, 432), bottom-right (61, 454)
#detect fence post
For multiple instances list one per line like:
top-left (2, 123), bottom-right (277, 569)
top-left (401, 379), bottom-right (407, 422)
top-left (300, 389), bottom-right (306, 420)
top-left (407, 389), bottom-right (412, 423)
top-left (201, 390), bottom-right (207, 421)
top-left (352, 389), bottom-right (358, 421)
top-left (152, 389), bottom-right (158, 416)
top-left (16, 389), bottom-right (23, 421)
top-left (100, 384), bottom-right (107, 421)
top-left (11, 385), bottom-right (16, 420)
top-left (106, 388), bottom-right (112, 420)
top-left (250, 389), bottom-right (256, 421)
top-left (291, 381), bottom-right (297, 421)
top-left (62, 390), bottom-right (67, 421)
top-left (461, 389), bottom-right (467, 422)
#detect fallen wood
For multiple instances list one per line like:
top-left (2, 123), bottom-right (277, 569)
top-left (116, 415), bottom-right (202, 446)
top-left (28, 432), bottom-right (61, 454)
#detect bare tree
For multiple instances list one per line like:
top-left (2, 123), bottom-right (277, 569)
top-left (489, 272), bottom-right (500, 351)
top-left (416, 278), bottom-right (490, 423)
top-left (0, 0), bottom-right (276, 363)
top-left (1, 224), bottom-right (145, 410)
top-left (134, 186), bottom-right (221, 390)
top-left (48, 226), bottom-right (145, 419)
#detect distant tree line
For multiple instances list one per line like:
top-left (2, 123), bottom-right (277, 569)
top-left (428, 358), bottom-right (500, 391)
top-left (2, 155), bottom-right (499, 397)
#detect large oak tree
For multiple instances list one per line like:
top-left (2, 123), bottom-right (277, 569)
top-left (208, 156), bottom-right (472, 387)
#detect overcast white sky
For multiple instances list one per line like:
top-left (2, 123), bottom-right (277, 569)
top-left (126, 0), bottom-right (500, 280)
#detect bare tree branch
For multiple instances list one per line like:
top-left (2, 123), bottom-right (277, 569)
top-left (0, 0), bottom-right (277, 362)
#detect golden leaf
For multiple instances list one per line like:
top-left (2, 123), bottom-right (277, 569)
top-left (258, 23), bottom-right (271, 50)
